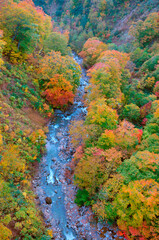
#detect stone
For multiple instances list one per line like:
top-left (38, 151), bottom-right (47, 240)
top-left (45, 197), bottom-right (52, 204)
top-left (35, 195), bottom-right (39, 200)
top-left (76, 222), bottom-right (83, 228)
top-left (65, 166), bottom-right (73, 174)
top-left (66, 179), bottom-right (71, 184)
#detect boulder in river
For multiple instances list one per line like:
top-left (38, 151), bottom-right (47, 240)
top-left (45, 197), bottom-right (52, 204)
top-left (52, 158), bottom-right (56, 162)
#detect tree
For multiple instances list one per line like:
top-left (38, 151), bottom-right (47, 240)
top-left (79, 37), bottom-right (107, 67)
top-left (0, 145), bottom-right (26, 181)
top-left (140, 101), bottom-right (152, 119)
top-left (0, 178), bottom-right (17, 214)
top-left (43, 31), bottom-right (70, 55)
top-left (117, 150), bottom-right (159, 184)
top-left (0, 223), bottom-right (12, 240)
top-left (92, 174), bottom-right (124, 221)
top-left (43, 74), bottom-right (74, 107)
top-left (138, 133), bottom-right (159, 154)
top-left (39, 51), bottom-right (81, 92)
top-left (97, 129), bottom-right (115, 149)
top-left (74, 147), bottom-right (122, 196)
top-left (115, 120), bottom-right (142, 152)
top-left (86, 98), bottom-right (118, 129)
top-left (87, 49), bottom-right (130, 107)
top-left (97, 50), bottom-right (129, 69)
top-left (74, 147), bottom-right (107, 196)
top-left (129, 12), bottom-right (159, 47)
top-left (114, 179), bottom-right (159, 240)
top-left (153, 81), bottom-right (159, 97)
top-left (0, 130), bottom-right (3, 146)
top-left (88, 61), bottom-right (122, 106)
top-left (0, 30), bottom-right (5, 66)
top-left (122, 103), bottom-right (140, 122)
top-left (0, 0), bottom-right (52, 62)
top-left (69, 120), bottom-right (102, 149)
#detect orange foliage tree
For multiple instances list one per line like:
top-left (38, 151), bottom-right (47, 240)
top-left (43, 74), bottom-right (74, 107)
top-left (38, 51), bottom-right (81, 107)
top-left (79, 37), bottom-right (107, 67)
top-left (114, 120), bottom-right (142, 157)
top-left (39, 51), bottom-right (81, 92)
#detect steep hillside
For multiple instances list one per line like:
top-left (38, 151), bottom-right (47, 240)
top-left (33, 0), bottom-right (159, 51)
top-left (0, 1), bottom-right (81, 239)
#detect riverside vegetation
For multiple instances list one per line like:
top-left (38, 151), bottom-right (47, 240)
top-left (0, 0), bottom-right (159, 240)
top-left (0, 1), bottom-right (81, 239)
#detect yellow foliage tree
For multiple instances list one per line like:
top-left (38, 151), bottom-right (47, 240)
top-left (0, 223), bottom-right (12, 240)
top-left (0, 145), bottom-right (26, 180)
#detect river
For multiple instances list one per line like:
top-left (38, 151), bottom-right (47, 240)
top-left (32, 54), bottom-right (124, 240)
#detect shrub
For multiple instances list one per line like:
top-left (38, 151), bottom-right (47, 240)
top-left (74, 189), bottom-right (90, 206)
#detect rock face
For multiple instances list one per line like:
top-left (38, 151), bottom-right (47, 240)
top-left (45, 197), bottom-right (52, 204)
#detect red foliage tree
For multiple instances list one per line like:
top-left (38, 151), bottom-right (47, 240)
top-left (43, 74), bottom-right (74, 107)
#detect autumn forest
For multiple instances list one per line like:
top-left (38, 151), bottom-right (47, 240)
top-left (0, 0), bottom-right (159, 240)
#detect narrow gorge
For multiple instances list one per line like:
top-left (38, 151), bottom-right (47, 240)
top-left (33, 54), bottom-right (124, 240)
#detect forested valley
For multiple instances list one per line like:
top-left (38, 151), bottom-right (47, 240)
top-left (0, 0), bottom-right (159, 240)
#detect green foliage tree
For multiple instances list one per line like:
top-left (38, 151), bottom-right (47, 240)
top-left (74, 147), bottom-right (108, 196)
top-left (74, 147), bottom-right (122, 196)
top-left (0, 0), bottom-right (52, 62)
top-left (86, 98), bottom-right (118, 129)
top-left (97, 129), bottom-right (115, 149)
top-left (117, 151), bottom-right (159, 184)
top-left (122, 103), bottom-right (140, 122)
top-left (129, 12), bottom-right (159, 47)
top-left (138, 133), bottom-right (159, 154)
top-left (39, 50), bottom-right (81, 92)
top-left (44, 31), bottom-right (70, 55)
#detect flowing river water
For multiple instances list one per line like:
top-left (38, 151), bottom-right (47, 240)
top-left (33, 54), bottom-right (124, 240)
